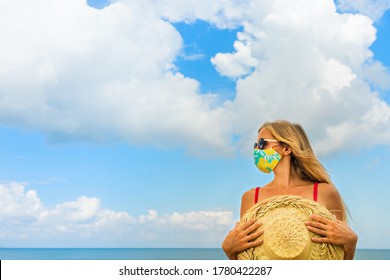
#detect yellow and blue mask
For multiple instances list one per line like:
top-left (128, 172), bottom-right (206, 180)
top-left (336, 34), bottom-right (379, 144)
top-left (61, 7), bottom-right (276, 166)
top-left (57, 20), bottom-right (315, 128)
top-left (253, 148), bottom-right (282, 173)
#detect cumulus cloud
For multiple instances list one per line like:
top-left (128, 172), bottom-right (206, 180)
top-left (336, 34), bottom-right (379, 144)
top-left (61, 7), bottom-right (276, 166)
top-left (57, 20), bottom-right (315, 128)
top-left (210, 0), bottom-right (390, 155)
top-left (0, 0), bottom-right (231, 157)
top-left (0, 182), bottom-right (234, 247)
top-left (150, 0), bottom-right (248, 28)
top-left (336, 0), bottom-right (390, 21)
top-left (0, 0), bottom-right (390, 157)
top-left (0, 182), bottom-right (44, 218)
top-left (211, 41), bottom-right (259, 78)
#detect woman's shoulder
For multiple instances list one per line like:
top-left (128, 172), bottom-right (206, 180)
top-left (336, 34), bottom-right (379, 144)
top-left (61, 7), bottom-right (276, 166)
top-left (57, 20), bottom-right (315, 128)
top-left (240, 187), bottom-right (258, 217)
top-left (241, 187), bottom-right (257, 202)
top-left (317, 182), bottom-right (343, 213)
top-left (241, 185), bottom-right (266, 202)
top-left (317, 182), bottom-right (340, 196)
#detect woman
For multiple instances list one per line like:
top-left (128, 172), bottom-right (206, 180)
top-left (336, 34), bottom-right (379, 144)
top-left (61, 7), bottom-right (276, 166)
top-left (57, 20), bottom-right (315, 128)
top-left (222, 120), bottom-right (358, 260)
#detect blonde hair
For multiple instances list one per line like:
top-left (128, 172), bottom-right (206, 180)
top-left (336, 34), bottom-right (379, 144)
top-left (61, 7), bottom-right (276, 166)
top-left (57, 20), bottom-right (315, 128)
top-left (259, 120), bottom-right (348, 220)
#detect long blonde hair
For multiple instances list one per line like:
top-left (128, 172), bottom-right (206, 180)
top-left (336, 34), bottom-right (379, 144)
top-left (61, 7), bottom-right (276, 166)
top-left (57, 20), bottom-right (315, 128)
top-left (259, 120), bottom-right (348, 220)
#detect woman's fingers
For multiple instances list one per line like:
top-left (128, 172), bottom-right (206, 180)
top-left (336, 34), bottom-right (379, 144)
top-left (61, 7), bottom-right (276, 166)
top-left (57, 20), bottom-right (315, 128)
top-left (305, 215), bottom-right (354, 246)
top-left (309, 214), bottom-right (330, 224)
top-left (243, 236), bottom-right (264, 250)
top-left (240, 219), bottom-right (260, 229)
top-left (222, 219), bottom-right (264, 259)
top-left (306, 223), bottom-right (325, 232)
top-left (242, 229), bottom-right (264, 250)
top-left (238, 219), bottom-right (263, 243)
top-left (311, 236), bottom-right (333, 244)
top-left (305, 215), bottom-right (332, 241)
top-left (243, 220), bottom-right (262, 234)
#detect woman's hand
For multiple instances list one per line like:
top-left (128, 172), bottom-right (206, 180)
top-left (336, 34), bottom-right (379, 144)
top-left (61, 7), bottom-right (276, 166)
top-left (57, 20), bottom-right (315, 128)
top-left (305, 215), bottom-right (358, 260)
top-left (222, 218), bottom-right (263, 260)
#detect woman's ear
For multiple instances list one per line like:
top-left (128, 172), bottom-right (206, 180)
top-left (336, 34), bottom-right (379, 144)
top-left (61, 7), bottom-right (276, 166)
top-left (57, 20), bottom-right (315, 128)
top-left (283, 145), bottom-right (292, 156)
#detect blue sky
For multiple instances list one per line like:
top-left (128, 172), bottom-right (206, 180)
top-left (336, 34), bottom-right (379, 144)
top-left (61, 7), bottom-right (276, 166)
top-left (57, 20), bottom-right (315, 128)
top-left (0, 0), bottom-right (390, 249)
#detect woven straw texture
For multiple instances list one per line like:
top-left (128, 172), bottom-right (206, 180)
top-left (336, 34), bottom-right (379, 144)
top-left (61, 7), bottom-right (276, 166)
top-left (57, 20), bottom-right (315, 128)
top-left (237, 195), bottom-right (344, 260)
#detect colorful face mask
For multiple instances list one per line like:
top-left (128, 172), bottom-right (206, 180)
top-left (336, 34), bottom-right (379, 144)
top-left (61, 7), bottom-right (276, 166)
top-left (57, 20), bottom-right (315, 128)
top-left (253, 148), bottom-right (282, 173)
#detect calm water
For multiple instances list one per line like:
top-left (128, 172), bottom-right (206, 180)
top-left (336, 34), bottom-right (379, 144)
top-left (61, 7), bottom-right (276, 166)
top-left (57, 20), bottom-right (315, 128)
top-left (0, 248), bottom-right (389, 260)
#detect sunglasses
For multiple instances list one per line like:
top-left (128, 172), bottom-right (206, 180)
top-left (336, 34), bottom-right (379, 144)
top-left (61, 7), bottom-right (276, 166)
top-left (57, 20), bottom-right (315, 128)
top-left (254, 138), bottom-right (279, 150)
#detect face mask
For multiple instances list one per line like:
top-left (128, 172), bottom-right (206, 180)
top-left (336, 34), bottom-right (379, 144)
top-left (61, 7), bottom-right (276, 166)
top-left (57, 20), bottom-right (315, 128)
top-left (253, 148), bottom-right (282, 173)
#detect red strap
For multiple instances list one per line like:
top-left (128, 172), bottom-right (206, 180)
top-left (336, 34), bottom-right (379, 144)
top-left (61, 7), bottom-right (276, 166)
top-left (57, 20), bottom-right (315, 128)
top-left (313, 182), bottom-right (318, 201)
top-left (254, 187), bottom-right (260, 204)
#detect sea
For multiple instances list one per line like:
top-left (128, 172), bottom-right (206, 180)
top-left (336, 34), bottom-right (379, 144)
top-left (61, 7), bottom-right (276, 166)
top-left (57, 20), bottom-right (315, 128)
top-left (0, 248), bottom-right (389, 260)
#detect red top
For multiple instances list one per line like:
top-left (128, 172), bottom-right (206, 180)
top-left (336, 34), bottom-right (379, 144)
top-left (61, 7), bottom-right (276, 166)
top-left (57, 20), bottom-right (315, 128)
top-left (254, 182), bottom-right (319, 204)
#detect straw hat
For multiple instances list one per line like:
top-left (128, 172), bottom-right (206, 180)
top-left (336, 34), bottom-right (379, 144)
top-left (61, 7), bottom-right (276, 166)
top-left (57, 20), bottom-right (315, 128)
top-left (237, 195), bottom-right (344, 260)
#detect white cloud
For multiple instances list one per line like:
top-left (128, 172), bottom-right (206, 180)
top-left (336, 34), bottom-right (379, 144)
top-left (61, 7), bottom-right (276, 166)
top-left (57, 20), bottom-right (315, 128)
top-left (0, 182), bottom-right (234, 247)
top-left (211, 41), bottom-right (259, 78)
top-left (48, 196), bottom-right (101, 222)
top-left (211, 0), bottom-right (390, 156)
top-left (150, 0), bottom-right (248, 28)
top-left (0, 182), bottom-right (44, 218)
top-left (139, 209), bottom-right (159, 223)
top-left (0, 0), bottom-right (389, 157)
top-left (359, 61), bottom-right (390, 90)
top-left (0, 0), bottom-right (232, 157)
top-left (336, 0), bottom-right (390, 21)
top-left (164, 210), bottom-right (233, 230)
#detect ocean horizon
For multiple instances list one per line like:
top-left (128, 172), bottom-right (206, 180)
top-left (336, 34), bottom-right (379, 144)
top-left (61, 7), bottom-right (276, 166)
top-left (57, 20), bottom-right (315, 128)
top-left (0, 248), bottom-right (389, 260)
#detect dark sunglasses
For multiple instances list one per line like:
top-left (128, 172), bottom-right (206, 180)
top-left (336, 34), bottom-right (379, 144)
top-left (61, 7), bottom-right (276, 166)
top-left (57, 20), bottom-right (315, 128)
top-left (254, 138), bottom-right (279, 150)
